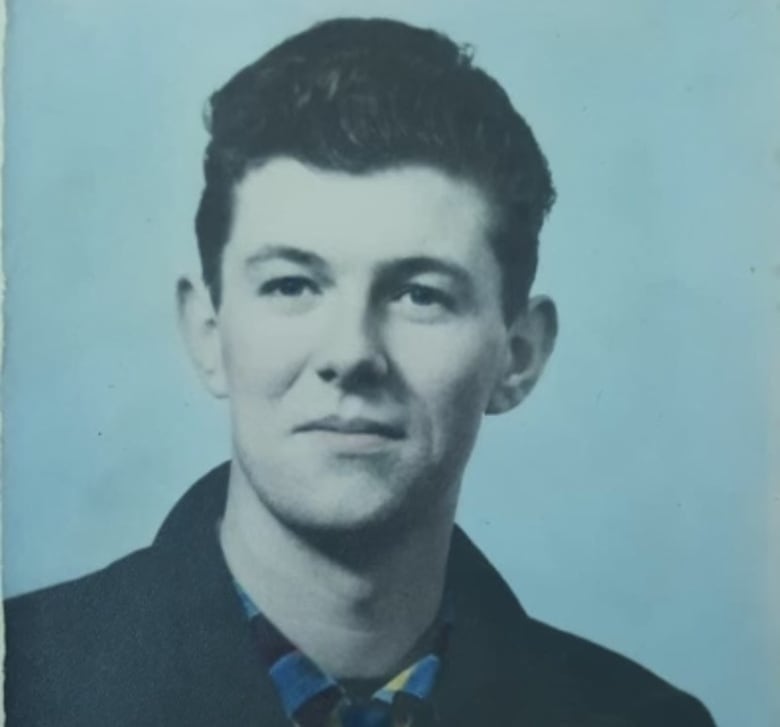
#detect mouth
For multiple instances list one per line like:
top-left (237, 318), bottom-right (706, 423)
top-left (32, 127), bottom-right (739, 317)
top-left (294, 416), bottom-right (405, 440)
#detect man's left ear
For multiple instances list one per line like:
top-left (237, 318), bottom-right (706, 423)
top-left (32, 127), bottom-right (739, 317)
top-left (486, 295), bottom-right (558, 415)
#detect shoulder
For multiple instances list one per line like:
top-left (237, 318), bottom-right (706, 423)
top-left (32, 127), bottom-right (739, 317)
top-left (5, 544), bottom-right (168, 645)
top-left (446, 530), bottom-right (715, 725)
top-left (4, 547), bottom-right (180, 725)
top-left (4, 462), bottom-right (231, 674)
top-left (519, 616), bottom-right (716, 726)
top-left (2, 465), bottom-right (261, 727)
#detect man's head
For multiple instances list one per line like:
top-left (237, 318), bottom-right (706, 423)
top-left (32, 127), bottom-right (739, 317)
top-left (181, 18), bottom-right (558, 539)
top-left (195, 17), bottom-right (555, 321)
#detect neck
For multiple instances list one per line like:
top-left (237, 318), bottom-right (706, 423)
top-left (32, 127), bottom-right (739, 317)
top-left (219, 465), bottom-right (458, 679)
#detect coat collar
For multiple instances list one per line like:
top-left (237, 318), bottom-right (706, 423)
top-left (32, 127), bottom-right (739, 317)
top-left (150, 462), bottom-right (531, 725)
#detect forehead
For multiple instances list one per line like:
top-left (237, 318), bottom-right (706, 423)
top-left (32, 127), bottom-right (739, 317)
top-left (226, 158), bottom-right (496, 269)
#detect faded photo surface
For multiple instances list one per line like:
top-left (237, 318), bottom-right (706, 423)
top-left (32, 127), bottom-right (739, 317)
top-left (3, 2), bottom-right (778, 726)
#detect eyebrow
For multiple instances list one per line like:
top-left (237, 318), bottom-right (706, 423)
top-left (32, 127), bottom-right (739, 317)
top-left (243, 246), bottom-right (473, 288)
top-left (243, 245), bottom-right (329, 274)
top-left (376, 256), bottom-right (473, 289)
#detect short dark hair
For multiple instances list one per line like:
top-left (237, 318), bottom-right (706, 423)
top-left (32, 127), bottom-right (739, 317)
top-left (195, 17), bottom-right (555, 319)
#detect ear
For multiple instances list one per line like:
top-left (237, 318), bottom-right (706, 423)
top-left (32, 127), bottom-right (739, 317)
top-left (176, 276), bottom-right (228, 398)
top-left (486, 295), bottom-right (558, 415)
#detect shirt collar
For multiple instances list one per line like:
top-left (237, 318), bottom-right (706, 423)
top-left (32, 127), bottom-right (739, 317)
top-left (233, 580), bottom-right (453, 726)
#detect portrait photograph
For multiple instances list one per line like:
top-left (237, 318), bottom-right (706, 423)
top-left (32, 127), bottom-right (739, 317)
top-left (2, 1), bottom-right (778, 725)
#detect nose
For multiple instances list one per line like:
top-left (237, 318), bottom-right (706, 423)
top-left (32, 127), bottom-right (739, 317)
top-left (314, 300), bottom-right (389, 389)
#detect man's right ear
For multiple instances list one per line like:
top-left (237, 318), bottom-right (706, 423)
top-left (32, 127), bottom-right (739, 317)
top-left (176, 277), bottom-right (228, 398)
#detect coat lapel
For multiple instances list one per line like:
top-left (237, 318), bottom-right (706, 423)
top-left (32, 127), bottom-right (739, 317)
top-left (147, 463), bottom-right (289, 725)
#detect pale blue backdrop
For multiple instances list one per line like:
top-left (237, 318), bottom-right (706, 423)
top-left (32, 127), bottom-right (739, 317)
top-left (3, 2), bottom-right (778, 725)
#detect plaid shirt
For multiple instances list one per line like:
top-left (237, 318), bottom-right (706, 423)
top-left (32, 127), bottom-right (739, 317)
top-left (235, 584), bottom-right (452, 727)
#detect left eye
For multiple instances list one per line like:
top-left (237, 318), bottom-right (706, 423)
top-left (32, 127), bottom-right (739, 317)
top-left (395, 284), bottom-right (452, 309)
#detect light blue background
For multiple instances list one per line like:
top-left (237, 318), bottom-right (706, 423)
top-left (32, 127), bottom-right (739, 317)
top-left (3, 2), bottom-right (778, 725)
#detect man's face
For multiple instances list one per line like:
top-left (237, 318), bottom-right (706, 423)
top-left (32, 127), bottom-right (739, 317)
top-left (207, 158), bottom-right (517, 535)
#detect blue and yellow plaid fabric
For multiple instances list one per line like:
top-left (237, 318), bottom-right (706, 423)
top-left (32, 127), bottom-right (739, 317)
top-left (235, 584), bottom-right (452, 727)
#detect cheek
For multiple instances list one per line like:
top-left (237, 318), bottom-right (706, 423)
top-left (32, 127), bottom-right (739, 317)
top-left (394, 326), bottom-right (504, 427)
top-left (218, 314), bottom-right (311, 401)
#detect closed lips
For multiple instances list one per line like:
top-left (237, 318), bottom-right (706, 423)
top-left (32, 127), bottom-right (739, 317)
top-left (295, 417), bottom-right (404, 439)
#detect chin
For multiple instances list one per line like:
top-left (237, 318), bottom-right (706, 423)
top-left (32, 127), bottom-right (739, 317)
top-left (281, 482), bottom-right (408, 535)
top-left (260, 468), bottom-right (432, 544)
top-left (235, 444), bottom-right (455, 544)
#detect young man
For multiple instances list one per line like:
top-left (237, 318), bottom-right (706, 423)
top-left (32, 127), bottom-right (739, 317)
top-left (4, 18), bottom-right (715, 727)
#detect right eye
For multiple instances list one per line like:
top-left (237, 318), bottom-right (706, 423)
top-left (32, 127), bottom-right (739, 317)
top-left (257, 276), bottom-right (320, 314)
top-left (259, 276), bottom-right (318, 297)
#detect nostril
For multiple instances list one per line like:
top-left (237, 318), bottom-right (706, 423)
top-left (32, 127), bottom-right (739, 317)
top-left (317, 366), bottom-right (338, 383)
top-left (316, 355), bottom-right (389, 389)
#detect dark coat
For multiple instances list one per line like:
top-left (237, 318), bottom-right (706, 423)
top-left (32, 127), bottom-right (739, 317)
top-left (5, 464), bottom-right (715, 726)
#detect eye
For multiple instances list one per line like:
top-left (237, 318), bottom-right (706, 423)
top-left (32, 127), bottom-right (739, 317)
top-left (392, 283), bottom-right (455, 321)
top-left (259, 276), bottom-right (318, 297)
top-left (257, 275), bottom-right (321, 314)
top-left (398, 284), bottom-right (452, 307)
